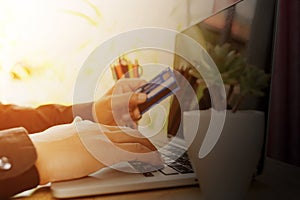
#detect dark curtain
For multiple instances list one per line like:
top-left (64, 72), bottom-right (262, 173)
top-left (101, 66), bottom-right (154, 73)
top-left (268, 0), bottom-right (300, 167)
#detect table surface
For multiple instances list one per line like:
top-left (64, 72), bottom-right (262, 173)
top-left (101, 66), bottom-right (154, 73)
top-left (14, 158), bottom-right (300, 200)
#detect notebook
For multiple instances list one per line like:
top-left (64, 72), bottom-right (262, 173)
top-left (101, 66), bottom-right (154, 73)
top-left (51, 0), bottom-right (268, 198)
top-left (51, 133), bottom-right (198, 198)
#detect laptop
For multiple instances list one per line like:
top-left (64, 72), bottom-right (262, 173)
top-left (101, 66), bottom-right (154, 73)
top-left (51, 0), bottom-right (274, 198)
top-left (51, 131), bottom-right (198, 198)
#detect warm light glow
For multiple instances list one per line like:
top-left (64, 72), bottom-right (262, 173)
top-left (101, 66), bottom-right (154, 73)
top-left (0, 0), bottom-right (193, 106)
top-left (0, 0), bottom-right (252, 106)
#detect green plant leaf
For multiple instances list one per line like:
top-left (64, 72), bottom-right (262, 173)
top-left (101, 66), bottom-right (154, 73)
top-left (203, 43), bottom-right (271, 111)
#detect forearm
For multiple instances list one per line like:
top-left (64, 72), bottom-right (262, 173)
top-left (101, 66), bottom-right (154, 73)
top-left (0, 103), bottom-right (95, 134)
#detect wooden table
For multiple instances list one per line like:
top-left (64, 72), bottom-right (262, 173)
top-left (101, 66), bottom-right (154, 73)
top-left (15, 158), bottom-right (300, 200)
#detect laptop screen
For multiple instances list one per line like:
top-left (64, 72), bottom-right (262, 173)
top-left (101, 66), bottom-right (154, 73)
top-left (168, 0), bottom-right (275, 134)
top-left (168, 0), bottom-right (277, 173)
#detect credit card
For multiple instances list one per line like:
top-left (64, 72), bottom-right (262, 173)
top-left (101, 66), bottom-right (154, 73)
top-left (136, 67), bottom-right (179, 114)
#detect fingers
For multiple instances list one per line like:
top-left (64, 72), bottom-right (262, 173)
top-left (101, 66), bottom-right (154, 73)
top-left (110, 92), bottom-right (146, 126)
top-left (97, 79), bottom-right (148, 126)
top-left (131, 93), bottom-right (147, 105)
top-left (115, 143), bottom-right (151, 153)
top-left (104, 130), bottom-right (157, 151)
top-left (114, 143), bottom-right (163, 167)
top-left (128, 93), bottom-right (146, 120)
top-left (111, 93), bottom-right (146, 110)
top-left (77, 122), bottom-right (164, 171)
top-left (133, 107), bottom-right (142, 120)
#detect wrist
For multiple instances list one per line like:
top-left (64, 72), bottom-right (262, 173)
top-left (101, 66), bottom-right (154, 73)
top-left (30, 130), bottom-right (105, 184)
top-left (93, 96), bottom-right (113, 125)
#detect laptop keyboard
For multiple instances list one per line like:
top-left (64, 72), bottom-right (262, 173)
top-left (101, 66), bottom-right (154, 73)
top-left (128, 144), bottom-right (194, 177)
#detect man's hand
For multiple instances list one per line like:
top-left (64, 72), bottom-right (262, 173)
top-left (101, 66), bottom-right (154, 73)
top-left (78, 123), bottom-right (163, 171)
top-left (30, 118), bottom-right (162, 185)
top-left (93, 78), bottom-right (147, 128)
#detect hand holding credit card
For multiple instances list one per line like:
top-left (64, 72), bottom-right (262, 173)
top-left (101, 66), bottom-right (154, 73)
top-left (135, 67), bottom-right (179, 114)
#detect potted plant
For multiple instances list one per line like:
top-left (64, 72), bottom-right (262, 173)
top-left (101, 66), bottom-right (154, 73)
top-left (187, 43), bottom-right (270, 112)
top-left (182, 43), bottom-right (271, 200)
top-left (207, 43), bottom-right (270, 112)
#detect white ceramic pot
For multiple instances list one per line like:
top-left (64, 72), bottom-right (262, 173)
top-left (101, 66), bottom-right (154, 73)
top-left (183, 109), bottom-right (265, 200)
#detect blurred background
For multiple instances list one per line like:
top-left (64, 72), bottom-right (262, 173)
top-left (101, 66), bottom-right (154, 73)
top-left (0, 0), bottom-right (246, 106)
